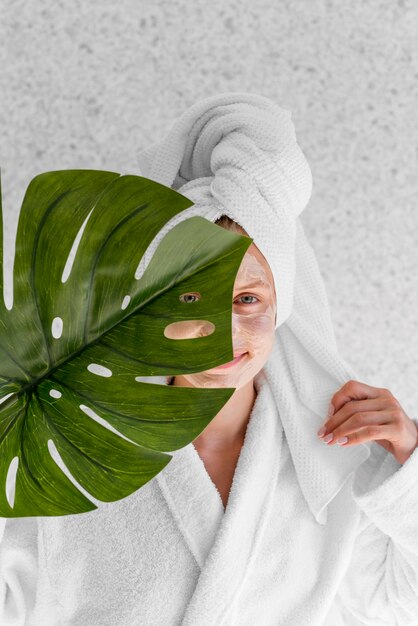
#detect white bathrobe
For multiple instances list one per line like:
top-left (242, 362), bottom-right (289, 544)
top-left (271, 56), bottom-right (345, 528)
top-left (1, 369), bottom-right (418, 626)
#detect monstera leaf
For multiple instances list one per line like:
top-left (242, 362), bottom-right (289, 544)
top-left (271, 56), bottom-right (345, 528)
top-left (0, 169), bottom-right (252, 518)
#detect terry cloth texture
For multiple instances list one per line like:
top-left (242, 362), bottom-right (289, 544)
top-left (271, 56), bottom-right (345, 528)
top-left (1, 92), bottom-right (418, 625)
top-left (1, 371), bottom-right (418, 625)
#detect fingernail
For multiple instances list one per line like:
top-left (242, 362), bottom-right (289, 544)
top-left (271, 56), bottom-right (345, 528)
top-left (336, 437), bottom-right (348, 445)
top-left (323, 433), bottom-right (334, 444)
top-left (317, 426), bottom-right (326, 437)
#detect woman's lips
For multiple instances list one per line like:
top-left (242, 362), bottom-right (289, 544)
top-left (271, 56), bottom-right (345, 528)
top-left (212, 352), bottom-right (248, 370)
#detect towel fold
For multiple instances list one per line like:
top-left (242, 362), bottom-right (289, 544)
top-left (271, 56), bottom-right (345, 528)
top-left (136, 91), bottom-right (372, 525)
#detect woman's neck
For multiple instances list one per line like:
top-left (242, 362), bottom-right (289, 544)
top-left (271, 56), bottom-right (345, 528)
top-left (171, 375), bottom-right (257, 452)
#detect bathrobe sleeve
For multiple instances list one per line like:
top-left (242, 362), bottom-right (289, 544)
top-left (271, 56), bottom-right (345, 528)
top-left (336, 438), bottom-right (418, 626)
top-left (0, 516), bottom-right (39, 625)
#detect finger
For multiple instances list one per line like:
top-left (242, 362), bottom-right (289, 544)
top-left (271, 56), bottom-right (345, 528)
top-left (329, 424), bottom-right (393, 447)
top-left (323, 412), bottom-right (393, 447)
top-left (329, 380), bottom-right (387, 416)
top-left (320, 397), bottom-right (391, 437)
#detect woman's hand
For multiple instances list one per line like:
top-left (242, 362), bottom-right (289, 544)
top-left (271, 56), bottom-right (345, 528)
top-left (317, 380), bottom-right (418, 465)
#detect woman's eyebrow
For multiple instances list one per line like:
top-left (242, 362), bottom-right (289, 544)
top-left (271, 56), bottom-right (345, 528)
top-left (234, 282), bottom-right (271, 291)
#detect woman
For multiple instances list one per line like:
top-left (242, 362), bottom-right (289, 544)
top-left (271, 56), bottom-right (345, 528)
top-left (1, 93), bottom-right (418, 626)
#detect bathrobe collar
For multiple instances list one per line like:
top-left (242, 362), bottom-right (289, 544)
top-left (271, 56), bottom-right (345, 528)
top-left (155, 366), bottom-right (371, 625)
top-left (157, 369), bottom-right (282, 625)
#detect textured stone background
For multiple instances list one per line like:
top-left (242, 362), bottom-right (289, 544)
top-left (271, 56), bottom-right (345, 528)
top-left (0, 0), bottom-right (417, 416)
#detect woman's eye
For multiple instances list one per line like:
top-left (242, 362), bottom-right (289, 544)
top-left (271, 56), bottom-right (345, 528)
top-left (235, 295), bottom-right (259, 305)
top-left (179, 293), bottom-right (200, 303)
top-left (180, 293), bottom-right (259, 305)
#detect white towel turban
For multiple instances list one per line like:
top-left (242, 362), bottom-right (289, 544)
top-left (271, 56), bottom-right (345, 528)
top-left (136, 92), bottom-right (312, 329)
top-left (135, 92), bottom-right (371, 525)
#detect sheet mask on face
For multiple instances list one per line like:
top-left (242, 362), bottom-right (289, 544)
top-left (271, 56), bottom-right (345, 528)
top-left (167, 243), bottom-right (277, 389)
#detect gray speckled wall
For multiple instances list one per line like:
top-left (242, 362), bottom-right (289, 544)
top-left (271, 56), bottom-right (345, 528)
top-left (0, 0), bottom-right (417, 416)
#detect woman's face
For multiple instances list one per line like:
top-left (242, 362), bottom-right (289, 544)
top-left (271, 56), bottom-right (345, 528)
top-left (168, 231), bottom-right (277, 389)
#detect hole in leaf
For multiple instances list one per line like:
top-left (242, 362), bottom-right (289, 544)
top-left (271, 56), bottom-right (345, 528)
top-left (121, 295), bottom-right (131, 310)
top-left (0, 392), bottom-right (15, 406)
top-left (51, 316), bottom-right (63, 339)
top-left (80, 404), bottom-right (136, 443)
top-left (47, 439), bottom-right (101, 506)
top-left (5, 457), bottom-right (18, 509)
top-left (164, 320), bottom-right (215, 340)
top-left (87, 364), bottom-right (113, 377)
top-left (179, 291), bottom-right (201, 303)
top-left (61, 208), bottom-right (94, 283)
